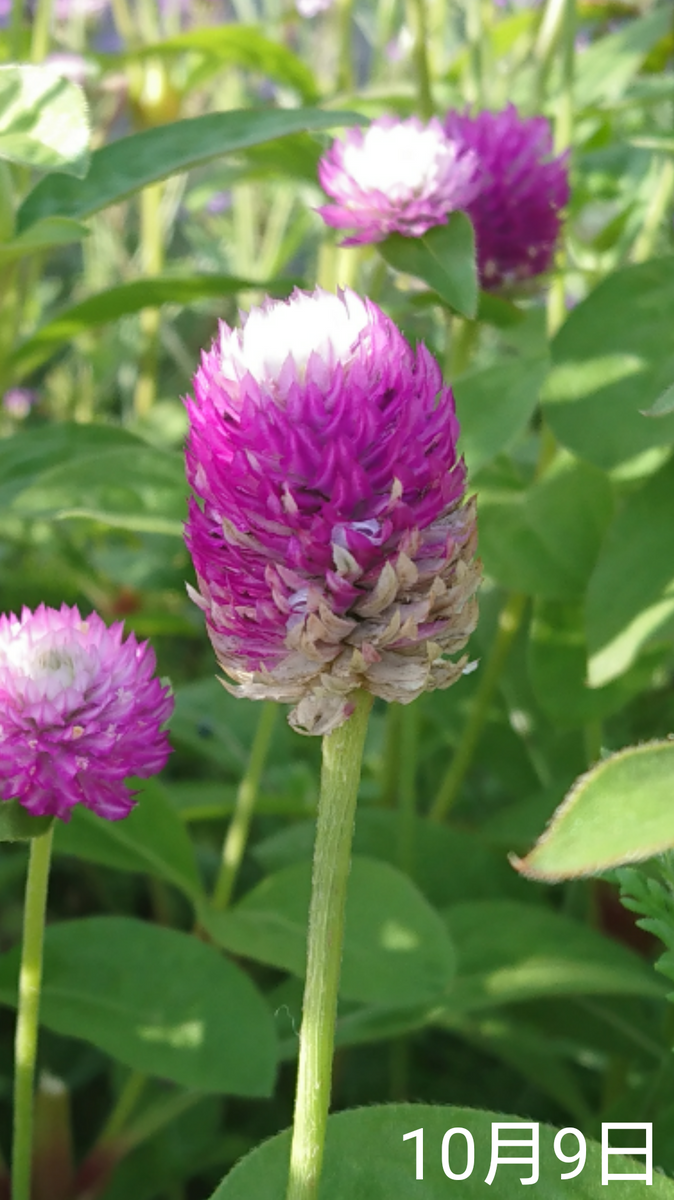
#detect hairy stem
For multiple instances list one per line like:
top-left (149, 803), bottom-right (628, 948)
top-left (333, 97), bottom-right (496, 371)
top-left (285, 691), bottom-right (373, 1200)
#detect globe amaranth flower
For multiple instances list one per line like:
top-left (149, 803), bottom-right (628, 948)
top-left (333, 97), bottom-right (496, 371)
top-left (185, 287), bottom-right (480, 736)
top-left (0, 604), bottom-right (173, 820)
top-left (317, 116), bottom-right (480, 246)
top-left (443, 104), bottom-right (569, 289)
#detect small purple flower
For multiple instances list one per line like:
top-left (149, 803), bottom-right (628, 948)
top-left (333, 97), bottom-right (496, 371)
top-left (0, 605), bottom-right (173, 821)
top-left (444, 104), bottom-right (569, 289)
top-left (2, 389), bottom-right (37, 420)
top-left (185, 287), bottom-right (480, 736)
top-left (317, 116), bottom-right (480, 246)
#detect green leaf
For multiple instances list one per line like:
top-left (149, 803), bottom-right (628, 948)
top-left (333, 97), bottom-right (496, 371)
top-left (202, 857), bottom-right (456, 1006)
top-left (444, 900), bottom-right (664, 1010)
top-left (478, 455), bottom-right (614, 599)
top-left (254, 810), bottom-right (533, 909)
top-left (0, 801), bottom-right (53, 842)
top-left (542, 258), bottom-right (674, 468)
top-left (0, 917), bottom-right (277, 1095)
top-left (528, 600), bottom-right (651, 727)
top-left (378, 213), bottom-right (478, 319)
top-left (0, 65), bottom-right (89, 176)
top-left (11, 273), bottom-right (299, 379)
top-left (210, 1102), bottom-right (674, 1199)
top-left (0, 216), bottom-right (89, 267)
top-left (0, 422), bottom-right (144, 512)
top-left (17, 107), bottom-right (366, 230)
top-left (54, 779), bottom-right (203, 904)
top-left (9, 442), bottom-right (186, 537)
top-left (585, 456), bottom-right (674, 686)
top-left (574, 7), bottom-right (672, 109)
top-left (455, 354), bottom-right (548, 475)
top-left (516, 741), bottom-right (674, 881)
top-left (121, 26), bottom-right (319, 102)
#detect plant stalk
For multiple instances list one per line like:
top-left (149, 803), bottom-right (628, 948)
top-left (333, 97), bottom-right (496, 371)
top-left (212, 701), bottom-right (278, 911)
top-left (285, 690), bottom-right (373, 1200)
top-left (407, 0), bottom-right (434, 118)
top-left (30, 0), bottom-right (54, 62)
top-left (12, 824), bottom-right (55, 1200)
top-left (430, 593), bottom-right (526, 821)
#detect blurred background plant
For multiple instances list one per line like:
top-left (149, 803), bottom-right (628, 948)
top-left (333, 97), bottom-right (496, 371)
top-left (1, 0), bottom-right (674, 1195)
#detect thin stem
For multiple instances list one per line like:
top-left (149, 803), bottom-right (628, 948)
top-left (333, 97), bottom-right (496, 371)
top-left (30, 0), bottom-right (54, 62)
top-left (12, 825), bottom-right (55, 1200)
top-left (99, 1071), bottom-right (147, 1143)
top-left (631, 157), bottom-right (674, 264)
top-left (212, 701), bottom-right (278, 912)
top-left (465, 0), bottom-right (484, 106)
top-left (397, 702), bottom-right (419, 878)
top-left (584, 719), bottom-right (602, 768)
top-left (546, 0), bottom-right (575, 338)
top-left (335, 0), bottom-right (355, 95)
top-left (285, 690), bottom-right (373, 1200)
top-left (430, 593), bottom-right (526, 821)
top-left (9, 0), bottom-right (24, 61)
top-left (133, 182), bottom-right (164, 418)
top-left (407, 0), bottom-right (434, 118)
top-left (533, 0), bottom-right (566, 107)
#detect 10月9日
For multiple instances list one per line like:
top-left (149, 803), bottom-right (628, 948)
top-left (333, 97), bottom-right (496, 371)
top-left (403, 1123), bottom-right (653, 1185)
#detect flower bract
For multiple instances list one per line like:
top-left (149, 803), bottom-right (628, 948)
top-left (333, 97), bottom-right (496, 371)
top-left (317, 116), bottom-right (480, 245)
top-left (185, 287), bottom-right (480, 735)
top-left (0, 604), bottom-right (173, 820)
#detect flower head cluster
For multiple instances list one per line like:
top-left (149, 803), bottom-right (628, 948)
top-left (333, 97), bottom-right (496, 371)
top-left (318, 116), bottom-right (480, 245)
top-left (443, 105), bottom-right (569, 288)
top-left (0, 605), bottom-right (173, 820)
top-left (185, 288), bottom-right (480, 736)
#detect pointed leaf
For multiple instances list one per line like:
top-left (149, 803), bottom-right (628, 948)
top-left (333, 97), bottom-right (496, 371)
top-left (378, 213), bottom-right (478, 318)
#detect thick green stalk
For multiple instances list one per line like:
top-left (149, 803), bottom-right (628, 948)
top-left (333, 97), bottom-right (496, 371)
top-left (30, 0), bottom-right (54, 62)
top-left (430, 594), bottom-right (526, 821)
top-left (212, 701), bottom-right (278, 911)
top-left (12, 825), bottom-right (55, 1200)
top-left (285, 691), bottom-right (373, 1200)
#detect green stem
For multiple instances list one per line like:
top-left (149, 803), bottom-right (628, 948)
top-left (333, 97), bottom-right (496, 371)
top-left (465, 0), bottom-right (484, 106)
top-left (407, 0), bottom-right (434, 118)
top-left (212, 701), bottom-right (278, 912)
top-left (335, 0), bottom-right (355, 95)
top-left (133, 182), bottom-right (164, 418)
top-left (631, 156), bottom-right (674, 264)
top-left (30, 0), bottom-right (54, 62)
top-left (285, 690), bottom-right (373, 1200)
top-left (546, 0), bottom-right (575, 338)
top-left (397, 702), bottom-right (419, 878)
top-left (584, 719), bottom-right (602, 768)
top-left (99, 1071), bottom-right (147, 1143)
top-left (533, 0), bottom-right (566, 107)
top-left (12, 825), bottom-right (55, 1200)
top-left (9, 0), bottom-right (24, 61)
top-left (430, 593), bottom-right (526, 821)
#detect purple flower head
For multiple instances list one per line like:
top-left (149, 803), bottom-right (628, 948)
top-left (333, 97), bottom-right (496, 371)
top-left (0, 604), bottom-right (173, 821)
top-left (317, 116), bottom-right (480, 246)
top-left (185, 288), bottom-right (480, 736)
top-left (2, 388), bottom-right (37, 420)
top-left (444, 104), bottom-right (569, 289)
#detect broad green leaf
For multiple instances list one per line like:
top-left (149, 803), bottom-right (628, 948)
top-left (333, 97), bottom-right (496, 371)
top-left (586, 456), bottom-right (674, 686)
top-left (11, 273), bottom-right (299, 379)
top-left (202, 857), bottom-right (456, 1006)
top-left (122, 26), bottom-right (319, 102)
top-left (0, 422), bottom-right (144, 512)
top-left (254, 810), bottom-right (533, 909)
top-left (542, 259), bottom-right (674, 468)
top-left (54, 779), bottom-right (203, 903)
top-left (528, 600), bottom-right (652, 727)
top-left (17, 107), bottom-right (366, 229)
top-left (0, 65), bottom-right (89, 176)
top-left (0, 801), bottom-right (52, 842)
top-left (170, 680), bottom-right (279, 773)
top-left (455, 354), bottom-right (548, 475)
top-left (574, 7), bottom-right (672, 109)
top-left (478, 456), bottom-right (614, 599)
top-left (0, 216), bottom-right (89, 266)
top-left (210, 1102), bottom-right (674, 1199)
top-left (0, 917), bottom-right (277, 1095)
top-left (516, 741), bottom-right (674, 881)
top-left (443, 900), bottom-right (664, 1010)
top-left (378, 213), bottom-right (478, 319)
top-left (642, 380), bottom-right (674, 418)
top-left (9, 442), bottom-right (186, 536)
